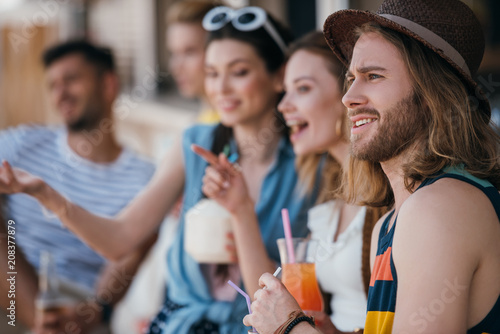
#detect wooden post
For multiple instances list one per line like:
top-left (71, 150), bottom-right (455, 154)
top-left (0, 24), bottom-right (58, 129)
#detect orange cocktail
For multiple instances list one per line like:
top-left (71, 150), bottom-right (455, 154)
top-left (282, 262), bottom-right (323, 311)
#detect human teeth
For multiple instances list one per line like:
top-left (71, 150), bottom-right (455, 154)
top-left (355, 119), bottom-right (375, 127)
top-left (220, 102), bottom-right (237, 108)
top-left (286, 119), bottom-right (306, 127)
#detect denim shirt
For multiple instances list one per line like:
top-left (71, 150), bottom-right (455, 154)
top-left (163, 124), bottom-right (318, 334)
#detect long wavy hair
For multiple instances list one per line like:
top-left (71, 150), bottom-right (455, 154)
top-left (341, 23), bottom-right (500, 208)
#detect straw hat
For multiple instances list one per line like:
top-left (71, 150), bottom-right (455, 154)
top-left (323, 0), bottom-right (490, 115)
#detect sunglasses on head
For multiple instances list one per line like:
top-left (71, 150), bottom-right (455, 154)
top-left (202, 6), bottom-right (288, 55)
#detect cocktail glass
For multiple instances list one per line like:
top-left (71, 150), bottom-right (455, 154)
top-left (277, 238), bottom-right (323, 312)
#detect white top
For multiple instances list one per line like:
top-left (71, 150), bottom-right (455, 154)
top-left (308, 200), bottom-right (367, 332)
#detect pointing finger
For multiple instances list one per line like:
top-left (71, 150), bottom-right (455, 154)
top-left (191, 144), bottom-right (220, 166)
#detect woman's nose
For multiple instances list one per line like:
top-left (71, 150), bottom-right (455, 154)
top-left (278, 93), bottom-right (293, 114)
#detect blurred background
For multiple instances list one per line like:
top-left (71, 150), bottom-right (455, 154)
top-left (0, 0), bottom-right (499, 161)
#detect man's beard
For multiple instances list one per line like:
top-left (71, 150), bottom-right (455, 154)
top-left (68, 113), bottom-right (100, 132)
top-left (67, 99), bottom-right (103, 133)
top-left (349, 92), bottom-right (426, 162)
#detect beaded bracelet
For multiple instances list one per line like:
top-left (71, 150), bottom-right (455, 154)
top-left (274, 310), bottom-right (315, 334)
top-left (283, 316), bottom-right (315, 334)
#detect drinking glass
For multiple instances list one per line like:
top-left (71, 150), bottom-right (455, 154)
top-left (277, 238), bottom-right (323, 312)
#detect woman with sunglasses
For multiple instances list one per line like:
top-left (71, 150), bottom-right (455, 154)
top-left (0, 6), bottom-right (316, 334)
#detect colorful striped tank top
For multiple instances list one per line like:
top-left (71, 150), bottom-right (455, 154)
top-left (364, 168), bottom-right (500, 334)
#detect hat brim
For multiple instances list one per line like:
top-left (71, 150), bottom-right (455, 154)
top-left (323, 9), bottom-right (491, 116)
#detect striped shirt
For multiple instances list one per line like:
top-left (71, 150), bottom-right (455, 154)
top-left (0, 125), bottom-right (155, 290)
top-left (365, 168), bottom-right (500, 333)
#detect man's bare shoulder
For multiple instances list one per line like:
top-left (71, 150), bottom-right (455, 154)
top-left (392, 177), bottom-right (500, 331)
top-left (400, 177), bottom-right (498, 230)
top-left (394, 177), bottom-right (499, 265)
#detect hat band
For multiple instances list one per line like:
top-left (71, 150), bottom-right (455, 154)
top-left (379, 14), bottom-right (471, 76)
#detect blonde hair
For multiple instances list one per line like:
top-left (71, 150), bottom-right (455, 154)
top-left (342, 23), bottom-right (500, 208)
top-left (166, 0), bottom-right (221, 26)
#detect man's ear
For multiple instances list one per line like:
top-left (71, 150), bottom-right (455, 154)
top-left (102, 72), bottom-right (120, 104)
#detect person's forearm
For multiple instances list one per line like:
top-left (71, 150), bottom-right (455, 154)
top-left (0, 202), bottom-right (38, 328)
top-left (232, 201), bottom-right (276, 298)
top-left (31, 183), bottom-right (134, 261)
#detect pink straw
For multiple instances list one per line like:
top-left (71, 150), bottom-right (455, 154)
top-left (281, 208), bottom-right (296, 263)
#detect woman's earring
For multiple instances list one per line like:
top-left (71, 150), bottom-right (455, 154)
top-left (335, 118), bottom-right (343, 137)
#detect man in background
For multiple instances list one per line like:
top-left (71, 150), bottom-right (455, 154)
top-left (0, 40), bottom-right (155, 333)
